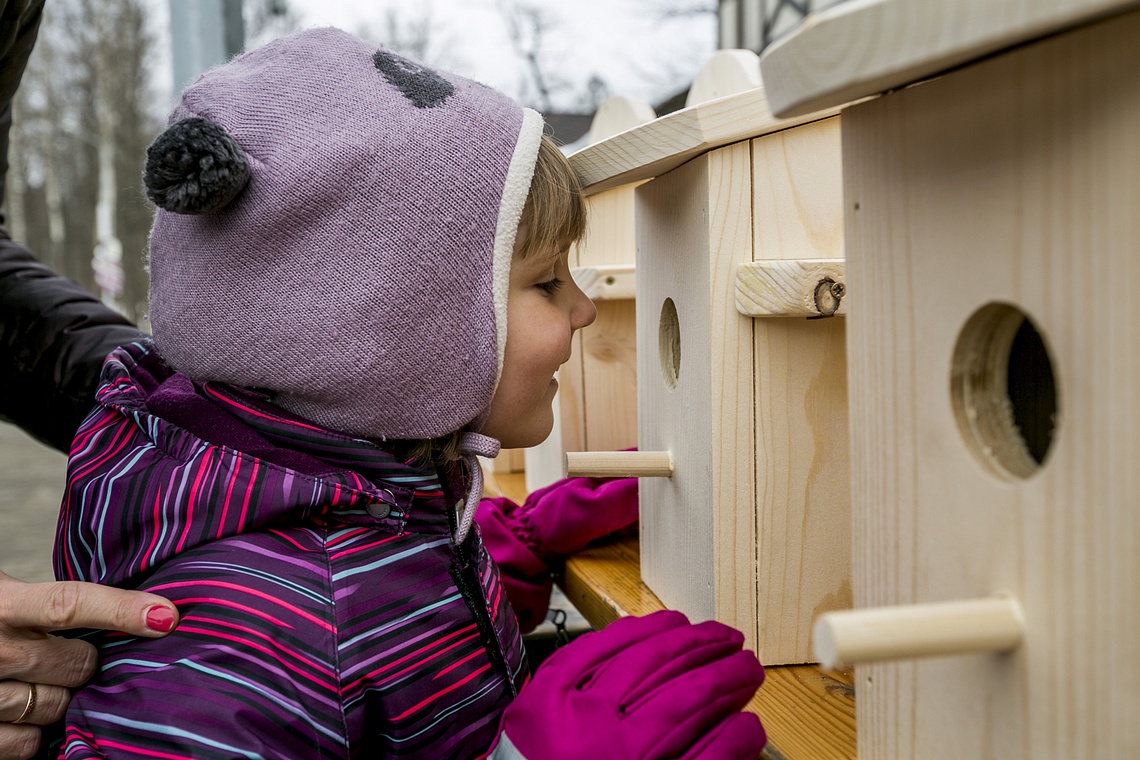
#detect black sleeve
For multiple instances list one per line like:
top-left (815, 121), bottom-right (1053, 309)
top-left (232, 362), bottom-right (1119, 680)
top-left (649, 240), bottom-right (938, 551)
top-left (1, 0), bottom-right (46, 215)
top-left (1, 0), bottom-right (144, 452)
top-left (0, 234), bottom-right (144, 452)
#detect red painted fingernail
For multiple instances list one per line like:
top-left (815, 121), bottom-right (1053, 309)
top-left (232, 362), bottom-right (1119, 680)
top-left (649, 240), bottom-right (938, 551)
top-left (145, 606), bottom-right (175, 633)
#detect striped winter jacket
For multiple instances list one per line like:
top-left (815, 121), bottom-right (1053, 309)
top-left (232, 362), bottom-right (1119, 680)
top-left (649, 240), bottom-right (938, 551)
top-left (51, 341), bottom-right (528, 759)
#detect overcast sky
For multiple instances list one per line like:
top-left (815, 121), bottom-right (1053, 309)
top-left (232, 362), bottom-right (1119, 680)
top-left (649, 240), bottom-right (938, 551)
top-left (259, 0), bottom-right (717, 112)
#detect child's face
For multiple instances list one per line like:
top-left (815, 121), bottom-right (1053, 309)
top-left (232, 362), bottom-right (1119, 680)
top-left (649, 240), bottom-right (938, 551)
top-left (480, 238), bottom-right (597, 448)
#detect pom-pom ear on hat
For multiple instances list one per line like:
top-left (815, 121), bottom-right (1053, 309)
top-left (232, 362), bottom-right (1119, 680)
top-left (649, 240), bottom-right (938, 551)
top-left (148, 29), bottom-right (544, 442)
top-left (144, 117), bottom-right (251, 214)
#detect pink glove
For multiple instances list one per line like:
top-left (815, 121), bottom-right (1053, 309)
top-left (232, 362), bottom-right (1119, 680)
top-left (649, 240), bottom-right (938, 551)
top-left (507, 475), bottom-right (639, 559)
top-left (477, 476), bottom-right (638, 633)
top-left (490, 610), bottom-right (767, 760)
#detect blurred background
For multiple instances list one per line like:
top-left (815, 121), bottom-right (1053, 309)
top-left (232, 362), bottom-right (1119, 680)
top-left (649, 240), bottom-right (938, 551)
top-left (1, 0), bottom-right (842, 581)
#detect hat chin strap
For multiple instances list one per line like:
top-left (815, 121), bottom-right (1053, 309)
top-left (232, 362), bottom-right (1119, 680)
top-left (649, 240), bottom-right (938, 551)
top-left (454, 432), bottom-right (501, 545)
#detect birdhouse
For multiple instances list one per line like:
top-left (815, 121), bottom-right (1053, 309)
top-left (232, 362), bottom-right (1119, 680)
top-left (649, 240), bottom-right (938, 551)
top-left (567, 49), bottom-right (851, 664)
top-left (762, 0), bottom-right (1140, 755)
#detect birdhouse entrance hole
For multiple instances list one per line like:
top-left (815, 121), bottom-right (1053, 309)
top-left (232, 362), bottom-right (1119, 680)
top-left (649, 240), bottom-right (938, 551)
top-left (950, 303), bottom-right (1058, 480)
top-left (659, 298), bottom-right (681, 390)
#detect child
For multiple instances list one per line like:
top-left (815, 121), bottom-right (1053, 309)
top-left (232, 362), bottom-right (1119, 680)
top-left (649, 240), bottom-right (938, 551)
top-left (48, 28), bottom-right (765, 759)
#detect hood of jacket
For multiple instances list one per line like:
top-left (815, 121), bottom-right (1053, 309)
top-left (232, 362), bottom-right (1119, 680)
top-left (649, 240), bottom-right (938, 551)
top-left (55, 339), bottom-right (463, 587)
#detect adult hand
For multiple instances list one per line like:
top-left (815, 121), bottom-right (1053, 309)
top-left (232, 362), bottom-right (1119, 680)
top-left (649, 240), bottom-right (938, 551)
top-left (0, 571), bottom-right (178, 760)
top-left (492, 610), bottom-right (767, 760)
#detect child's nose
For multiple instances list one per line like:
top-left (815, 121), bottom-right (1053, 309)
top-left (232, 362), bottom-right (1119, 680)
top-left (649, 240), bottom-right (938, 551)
top-left (571, 285), bottom-right (598, 330)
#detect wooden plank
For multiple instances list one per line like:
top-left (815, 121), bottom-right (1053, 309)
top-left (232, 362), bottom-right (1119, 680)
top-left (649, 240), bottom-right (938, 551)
top-left (570, 264), bottom-right (635, 301)
top-left (752, 314), bottom-right (851, 664)
top-left (636, 143), bottom-right (757, 650)
top-left (580, 300), bottom-right (637, 452)
top-left (567, 183), bottom-right (640, 455)
top-left (561, 537), bottom-right (857, 760)
top-left (752, 118), bottom-right (844, 263)
top-left (759, 0), bottom-right (1140, 117)
top-left (843, 10), bottom-right (1140, 757)
top-left (569, 87), bottom-right (841, 196)
top-left (752, 666), bottom-right (856, 760)
top-left (556, 329), bottom-right (588, 457)
top-left (523, 424), bottom-right (565, 494)
top-left (543, 107), bottom-right (649, 482)
top-left (559, 183), bottom-right (639, 457)
top-left (749, 115), bottom-right (851, 664)
top-left (560, 538), bottom-right (664, 623)
top-left (736, 259), bottom-right (846, 318)
top-left (490, 448), bottom-right (526, 474)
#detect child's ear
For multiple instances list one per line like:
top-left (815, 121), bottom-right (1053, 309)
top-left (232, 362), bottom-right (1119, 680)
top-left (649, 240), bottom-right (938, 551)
top-left (144, 117), bottom-right (250, 215)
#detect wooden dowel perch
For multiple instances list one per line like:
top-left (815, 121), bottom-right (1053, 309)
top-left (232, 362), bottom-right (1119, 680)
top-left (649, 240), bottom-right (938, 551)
top-left (813, 596), bottom-right (1025, 670)
top-left (564, 450), bottom-right (674, 479)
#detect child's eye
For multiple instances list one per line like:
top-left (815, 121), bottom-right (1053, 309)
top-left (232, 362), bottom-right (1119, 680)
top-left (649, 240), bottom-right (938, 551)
top-left (537, 278), bottom-right (564, 295)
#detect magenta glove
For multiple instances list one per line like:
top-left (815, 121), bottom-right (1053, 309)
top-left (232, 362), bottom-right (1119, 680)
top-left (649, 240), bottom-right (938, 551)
top-left (490, 610), bottom-right (767, 760)
top-left (476, 476), bottom-right (638, 633)
top-left (508, 475), bottom-right (639, 558)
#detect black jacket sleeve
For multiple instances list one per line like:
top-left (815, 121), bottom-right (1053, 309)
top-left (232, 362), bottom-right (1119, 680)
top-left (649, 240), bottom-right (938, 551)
top-left (1, 0), bottom-right (144, 453)
top-left (0, 233), bottom-right (144, 452)
top-left (1, 0), bottom-right (45, 214)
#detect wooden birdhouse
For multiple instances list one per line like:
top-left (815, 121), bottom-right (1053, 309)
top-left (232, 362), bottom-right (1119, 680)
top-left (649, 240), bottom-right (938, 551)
top-left (567, 49), bottom-right (852, 665)
top-left (762, 0), bottom-right (1140, 755)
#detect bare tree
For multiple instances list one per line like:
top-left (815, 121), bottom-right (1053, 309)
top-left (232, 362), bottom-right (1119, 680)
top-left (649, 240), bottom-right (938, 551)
top-left (245, 0), bottom-right (301, 51)
top-left (577, 74), bottom-right (610, 113)
top-left (622, 0), bottom-right (718, 110)
top-left (354, 4), bottom-right (464, 73)
top-left (496, 0), bottom-right (572, 112)
top-left (10, 0), bottom-right (157, 319)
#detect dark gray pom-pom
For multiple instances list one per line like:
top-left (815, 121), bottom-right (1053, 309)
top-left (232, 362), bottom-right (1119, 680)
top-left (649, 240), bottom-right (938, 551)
top-left (144, 117), bottom-right (250, 214)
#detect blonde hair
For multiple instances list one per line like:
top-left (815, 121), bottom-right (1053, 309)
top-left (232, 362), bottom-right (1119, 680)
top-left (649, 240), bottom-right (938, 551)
top-left (515, 135), bottom-right (587, 261)
top-left (405, 134), bottom-right (587, 464)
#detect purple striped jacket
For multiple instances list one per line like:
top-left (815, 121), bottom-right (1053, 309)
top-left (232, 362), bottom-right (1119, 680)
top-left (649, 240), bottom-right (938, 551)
top-left (52, 341), bottom-right (527, 758)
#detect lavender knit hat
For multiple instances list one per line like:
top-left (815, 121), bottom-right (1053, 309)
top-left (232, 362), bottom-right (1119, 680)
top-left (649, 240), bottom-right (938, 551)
top-left (144, 27), bottom-right (544, 442)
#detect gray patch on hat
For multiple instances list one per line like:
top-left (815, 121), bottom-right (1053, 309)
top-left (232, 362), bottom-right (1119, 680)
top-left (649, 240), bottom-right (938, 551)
top-left (372, 49), bottom-right (454, 108)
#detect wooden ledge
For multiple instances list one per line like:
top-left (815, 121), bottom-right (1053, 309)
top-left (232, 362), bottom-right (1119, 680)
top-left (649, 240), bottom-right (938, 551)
top-left (561, 536), bottom-right (856, 759)
top-left (759, 0), bottom-right (1140, 117)
top-left (568, 87), bottom-right (840, 196)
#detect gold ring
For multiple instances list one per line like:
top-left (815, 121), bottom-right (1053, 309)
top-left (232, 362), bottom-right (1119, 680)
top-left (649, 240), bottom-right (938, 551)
top-left (11, 683), bottom-right (36, 725)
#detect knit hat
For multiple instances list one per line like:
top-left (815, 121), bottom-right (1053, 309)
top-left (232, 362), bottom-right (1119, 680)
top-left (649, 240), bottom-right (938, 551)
top-left (144, 27), bottom-right (544, 444)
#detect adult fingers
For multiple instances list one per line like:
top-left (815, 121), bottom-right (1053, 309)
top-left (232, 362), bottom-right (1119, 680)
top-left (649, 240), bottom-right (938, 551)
top-left (0, 723), bottom-right (40, 760)
top-left (0, 680), bottom-right (69, 725)
top-left (678, 712), bottom-right (767, 760)
top-left (0, 630), bottom-right (97, 687)
top-left (0, 572), bottom-right (177, 637)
